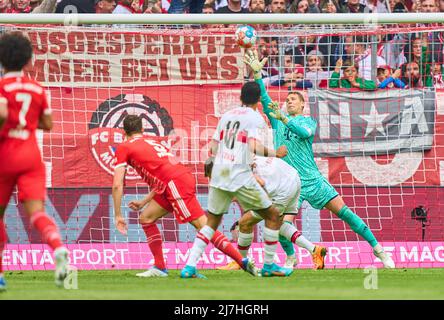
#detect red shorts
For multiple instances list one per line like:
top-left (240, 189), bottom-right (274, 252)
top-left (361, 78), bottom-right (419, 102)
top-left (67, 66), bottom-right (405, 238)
top-left (153, 173), bottom-right (205, 224)
top-left (0, 141), bottom-right (46, 206)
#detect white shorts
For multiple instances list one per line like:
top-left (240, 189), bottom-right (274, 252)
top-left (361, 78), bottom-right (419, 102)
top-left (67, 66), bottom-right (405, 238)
top-left (208, 179), bottom-right (273, 215)
top-left (251, 179), bottom-right (301, 220)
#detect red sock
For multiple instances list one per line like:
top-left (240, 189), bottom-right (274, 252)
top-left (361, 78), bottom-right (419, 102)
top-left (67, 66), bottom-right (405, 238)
top-left (211, 230), bottom-right (244, 268)
top-left (30, 212), bottom-right (63, 250)
top-left (0, 218), bottom-right (6, 274)
top-left (141, 223), bottom-right (166, 270)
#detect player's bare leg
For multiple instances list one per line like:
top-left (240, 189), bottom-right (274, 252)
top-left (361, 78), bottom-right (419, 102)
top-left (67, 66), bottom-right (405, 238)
top-left (181, 213), bottom-right (224, 279)
top-left (280, 215), bottom-right (327, 270)
top-left (326, 196), bottom-right (395, 268)
top-left (136, 200), bottom-right (169, 277)
top-left (254, 205), bottom-right (292, 277)
top-left (23, 200), bottom-right (69, 287)
top-left (190, 215), bottom-right (251, 273)
top-left (0, 207), bottom-right (6, 291)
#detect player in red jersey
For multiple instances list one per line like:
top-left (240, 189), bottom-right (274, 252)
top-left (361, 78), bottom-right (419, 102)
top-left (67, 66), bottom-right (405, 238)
top-left (0, 32), bottom-right (69, 291)
top-left (112, 115), bottom-right (256, 278)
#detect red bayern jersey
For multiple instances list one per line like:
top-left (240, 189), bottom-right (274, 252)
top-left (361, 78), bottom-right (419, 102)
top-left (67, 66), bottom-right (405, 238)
top-left (0, 72), bottom-right (50, 144)
top-left (114, 135), bottom-right (191, 193)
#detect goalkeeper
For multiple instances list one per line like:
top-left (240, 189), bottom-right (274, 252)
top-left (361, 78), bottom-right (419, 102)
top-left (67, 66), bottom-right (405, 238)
top-left (244, 50), bottom-right (395, 268)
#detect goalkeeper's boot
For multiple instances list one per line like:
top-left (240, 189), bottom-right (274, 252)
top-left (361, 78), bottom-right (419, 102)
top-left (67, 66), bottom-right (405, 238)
top-left (284, 255), bottom-right (298, 269)
top-left (180, 265), bottom-right (207, 279)
top-left (312, 246), bottom-right (327, 270)
top-left (136, 267), bottom-right (168, 278)
top-left (0, 274), bottom-right (6, 292)
top-left (373, 247), bottom-right (395, 269)
top-left (216, 260), bottom-right (241, 271)
top-left (241, 258), bottom-right (258, 277)
top-left (261, 263), bottom-right (293, 277)
top-left (54, 247), bottom-right (70, 287)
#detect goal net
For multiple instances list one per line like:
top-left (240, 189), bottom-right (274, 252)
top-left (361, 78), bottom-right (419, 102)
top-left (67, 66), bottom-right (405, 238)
top-left (2, 21), bottom-right (444, 271)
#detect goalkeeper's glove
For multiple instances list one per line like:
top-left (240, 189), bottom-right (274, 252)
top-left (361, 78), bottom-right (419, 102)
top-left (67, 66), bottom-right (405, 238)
top-left (243, 49), bottom-right (267, 80)
top-left (268, 102), bottom-right (289, 124)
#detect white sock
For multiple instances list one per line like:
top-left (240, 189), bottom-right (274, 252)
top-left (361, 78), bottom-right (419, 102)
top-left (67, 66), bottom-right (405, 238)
top-left (280, 221), bottom-right (315, 253)
top-left (237, 231), bottom-right (254, 258)
top-left (295, 235), bottom-right (315, 253)
top-left (263, 227), bottom-right (279, 265)
top-left (373, 243), bottom-right (383, 253)
top-left (186, 226), bottom-right (215, 267)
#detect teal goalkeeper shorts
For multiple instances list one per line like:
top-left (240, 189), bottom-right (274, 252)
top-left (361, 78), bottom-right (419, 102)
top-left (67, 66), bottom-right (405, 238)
top-left (297, 176), bottom-right (339, 210)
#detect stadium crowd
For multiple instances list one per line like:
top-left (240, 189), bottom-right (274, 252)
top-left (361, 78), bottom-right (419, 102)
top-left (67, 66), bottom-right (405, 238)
top-left (0, 0), bottom-right (443, 89)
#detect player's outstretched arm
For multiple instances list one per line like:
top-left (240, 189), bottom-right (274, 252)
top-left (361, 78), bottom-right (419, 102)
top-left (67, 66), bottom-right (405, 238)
top-left (244, 50), bottom-right (279, 127)
top-left (269, 102), bottom-right (316, 139)
top-left (112, 166), bottom-right (128, 235)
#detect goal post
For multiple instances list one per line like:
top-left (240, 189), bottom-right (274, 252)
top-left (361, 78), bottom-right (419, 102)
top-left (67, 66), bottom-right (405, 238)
top-left (1, 17), bottom-right (444, 271)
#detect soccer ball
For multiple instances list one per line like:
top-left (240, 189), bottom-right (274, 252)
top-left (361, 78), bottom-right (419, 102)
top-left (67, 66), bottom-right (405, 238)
top-left (235, 25), bottom-right (257, 49)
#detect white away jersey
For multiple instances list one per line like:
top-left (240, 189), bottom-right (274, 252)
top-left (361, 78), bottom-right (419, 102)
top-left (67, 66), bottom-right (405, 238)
top-left (210, 106), bottom-right (266, 192)
top-left (253, 156), bottom-right (301, 200)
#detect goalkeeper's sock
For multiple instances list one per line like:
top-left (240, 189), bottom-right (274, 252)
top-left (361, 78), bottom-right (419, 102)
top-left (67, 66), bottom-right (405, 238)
top-left (337, 206), bottom-right (378, 248)
top-left (187, 226), bottom-right (215, 267)
top-left (237, 231), bottom-right (254, 258)
top-left (0, 218), bottom-right (5, 274)
top-left (279, 222), bottom-right (295, 256)
top-left (141, 223), bottom-right (166, 271)
top-left (263, 227), bottom-right (279, 265)
top-left (211, 231), bottom-right (244, 266)
top-left (280, 220), bottom-right (315, 253)
top-left (30, 211), bottom-right (63, 250)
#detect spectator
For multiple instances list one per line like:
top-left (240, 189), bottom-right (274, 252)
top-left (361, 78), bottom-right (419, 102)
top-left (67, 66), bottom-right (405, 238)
top-left (344, 35), bottom-right (387, 80)
top-left (329, 58), bottom-right (377, 90)
top-left (367, 0), bottom-right (390, 12)
top-left (319, 0), bottom-right (340, 12)
top-left (269, 0), bottom-right (287, 12)
top-left (400, 61), bottom-right (424, 87)
top-left (8, 0), bottom-right (32, 12)
top-left (202, 1), bottom-right (214, 12)
top-left (0, 0), bottom-right (9, 12)
top-left (268, 64), bottom-right (313, 88)
top-left (206, 0), bottom-right (249, 11)
top-left (215, 0), bottom-right (248, 12)
top-left (289, 0), bottom-right (320, 13)
top-left (305, 49), bottom-right (331, 88)
top-left (31, 0), bottom-right (62, 12)
top-left (440, 0), bottom-right (444, 11)
top-left (432, 61), bottom-right (444, 88)
top-left (56, 0), bottom-right (96, 13)
top-left (113, 0), bottom-right (137, 13)
top-left (339, 0), bottom-right (369, 13)
top-left (144, 0), bottom-right (162, 12)
top-left (377, 66), bottom-right (406, 88)
top-left (168, 0), bottom-right (205, 13)
top-left (96, 0), bottom-right (117, 13)
top-left (415, 0), bottom-right (439, 12)
top-left (249, 0), bottom-right (265, 12)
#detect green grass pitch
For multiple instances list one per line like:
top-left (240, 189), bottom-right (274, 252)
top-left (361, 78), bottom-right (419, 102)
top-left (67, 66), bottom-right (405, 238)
top-left (1, 269), bottom-right (444, 300)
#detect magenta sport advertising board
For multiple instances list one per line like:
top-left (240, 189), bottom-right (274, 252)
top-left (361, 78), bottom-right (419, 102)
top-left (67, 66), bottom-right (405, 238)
top-left (3, 242), bottom-right (444, 271)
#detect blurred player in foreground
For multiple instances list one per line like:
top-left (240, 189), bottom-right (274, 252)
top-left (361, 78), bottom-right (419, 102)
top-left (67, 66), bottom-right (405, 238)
top-left (112, 115), bottom-right (255, 278)
top-left (181, 81), bottom-right (291, 279)
top-left (244, 49), bottom-right (395, 268)
top-left (208, 156), bottom-right (327, 272)
top-left (0, 32), bottom-right (69, 291)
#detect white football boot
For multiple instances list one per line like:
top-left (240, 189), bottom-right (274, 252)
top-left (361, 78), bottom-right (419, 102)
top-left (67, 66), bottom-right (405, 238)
top-left (136, 267), bottom-right (169, 278)
top-left (373, 246), bottom-right (395, 269)
top-left (54, 247), bottom-right (70, 287)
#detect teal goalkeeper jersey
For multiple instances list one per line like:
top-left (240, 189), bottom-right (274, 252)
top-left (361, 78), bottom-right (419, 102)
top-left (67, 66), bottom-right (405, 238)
top-left (255, 78), bottom-right (323, 183)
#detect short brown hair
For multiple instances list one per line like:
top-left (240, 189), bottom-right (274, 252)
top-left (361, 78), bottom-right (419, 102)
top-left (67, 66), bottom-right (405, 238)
top-left (287, 91), bottom-right (305, 103)
top-left (123, 115), bottom-right (143, 135)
